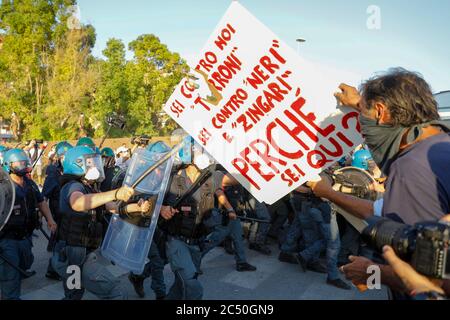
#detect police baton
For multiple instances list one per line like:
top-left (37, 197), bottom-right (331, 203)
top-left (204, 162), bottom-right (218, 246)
top-left (39, 225), bottom-right (51, 241)
top-left (0, 248), bottom-right (36, 279)
top-left (32, 144), bottom-right (47, 169)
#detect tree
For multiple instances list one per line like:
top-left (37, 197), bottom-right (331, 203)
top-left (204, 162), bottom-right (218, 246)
top-left (92, 38), bottom-right (129, 138)
top-left (0, 0), bottom-right (78, 140)
top-left (45, 27), bottom-right (99, 140)
top-left (127, 34), bottom-right (188, 136)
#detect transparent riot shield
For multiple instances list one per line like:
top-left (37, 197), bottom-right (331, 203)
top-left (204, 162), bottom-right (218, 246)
top-left (101, 146), bottom-right (174, 274)
top-left (0, 167), bottom-right (15, 232)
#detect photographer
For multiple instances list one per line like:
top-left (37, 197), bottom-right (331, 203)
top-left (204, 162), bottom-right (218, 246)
top-left (309, 69), bottom-right (450, 296)
top-left (115, 145), bottom-right (131, 170)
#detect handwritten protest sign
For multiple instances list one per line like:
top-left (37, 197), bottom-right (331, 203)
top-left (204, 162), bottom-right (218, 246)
top-left (164, 2), bottom-right (363, 204)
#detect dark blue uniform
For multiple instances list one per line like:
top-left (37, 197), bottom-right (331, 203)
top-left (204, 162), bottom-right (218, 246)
top-left (0, 177), bottom-right (43, 300)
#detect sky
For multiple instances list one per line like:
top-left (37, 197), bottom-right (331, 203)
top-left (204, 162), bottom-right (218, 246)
top-left (77, 0), bottom-right (450, 92)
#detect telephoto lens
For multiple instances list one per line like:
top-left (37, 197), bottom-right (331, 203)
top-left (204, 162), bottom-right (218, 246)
top-left (362, 217), bottom-right (450, 279)
top-left (362, 216), bottom-right (416, 261)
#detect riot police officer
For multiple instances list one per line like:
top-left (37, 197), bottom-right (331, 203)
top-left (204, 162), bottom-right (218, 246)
top-left (279, 184), bottom-right (351, 290)
top-left (100, 147), bottom-right (120, 193)
top-left (51, 146), bottom-right (152, 300)
top-left (0, 149), bottom-right (57, 300)
top-left (201, 170), bottom-right (257, 272)
top-left (42, 141), bottom-right (72, 280)
top-left (222, 174), bottom-right (272, 255)
top-left (159, 137), bottom-right (223, 300)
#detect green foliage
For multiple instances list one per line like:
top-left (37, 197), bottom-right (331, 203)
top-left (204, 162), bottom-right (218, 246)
top-left (0, 0), bottom-right (187, 141)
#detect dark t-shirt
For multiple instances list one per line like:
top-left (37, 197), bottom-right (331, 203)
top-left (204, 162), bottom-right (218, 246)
top-left (42, 164), bottom-right (62, 199)
top-left (15, 177), bottom-right (44, 204)
top-left (60, 181), bottom-right (90, 217)
top-left (382, 133), bottom-right (450, 225)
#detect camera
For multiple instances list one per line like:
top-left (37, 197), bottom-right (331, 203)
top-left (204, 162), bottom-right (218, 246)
top-left (131, 135), bottom-right (151, 147)
top-left (362, 217), bottom-right (450, 279)
top-left (105, 112), bottom-right (126, 129)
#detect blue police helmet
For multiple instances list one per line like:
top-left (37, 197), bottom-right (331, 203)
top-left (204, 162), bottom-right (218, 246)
top-left (2, 148), bottom-right (31, 174)
top-left (63, 146), bottom-right (98, 176)
top-left (147, 141), bottom-right (170, 154)
top-left (351, 149), bottom-right (373, 170)
top-left (55, 141), bottom-right (73, 158)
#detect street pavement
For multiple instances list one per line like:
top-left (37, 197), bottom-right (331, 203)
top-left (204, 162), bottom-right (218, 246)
top-left (15, 224), bottom-right (388, 301)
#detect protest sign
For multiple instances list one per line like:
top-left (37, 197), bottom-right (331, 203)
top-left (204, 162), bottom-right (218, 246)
top-left (164, 1), bottom-right (363, 204)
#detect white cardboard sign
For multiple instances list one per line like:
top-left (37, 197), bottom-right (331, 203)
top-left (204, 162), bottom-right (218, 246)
top-left (163, 2), bottom-right (363, 204)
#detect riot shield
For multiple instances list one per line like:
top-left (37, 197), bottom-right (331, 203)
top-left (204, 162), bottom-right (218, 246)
top-left (0, 167), bottom-right (15, 232)
top-left (101, 144), bottom-right (174, 274)
top-left (330, 166), bottom-right (382, 233)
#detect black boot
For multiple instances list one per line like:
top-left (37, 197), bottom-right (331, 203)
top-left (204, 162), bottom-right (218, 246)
top-left (45, 270), bottom-right (62, 281)
top-left (294, 254), bottom-right (307, 272)
top-left (249, 243), bottom-right (271, 255)
top-left (236, 262), bottom-right (257, 272)
top-left (128, 274), bottom-right (145, 298)
top-left (327, 278), bottom-right (352, 290)
top-left (278, 251), bottom-right (299, 264)
top-left (307, 261), bottom-right (327, 274)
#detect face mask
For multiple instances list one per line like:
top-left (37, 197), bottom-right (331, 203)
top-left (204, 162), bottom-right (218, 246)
top-left (85, 167), bottom-right (101, 181)
top-left (12, 168), bottom-right (30, 177)
top-left (359, 115), bottom-right (450, 175)
top-left (193, 153), bottom-right (211, 170)
top-left (10, 162), bottom-right (31, 177)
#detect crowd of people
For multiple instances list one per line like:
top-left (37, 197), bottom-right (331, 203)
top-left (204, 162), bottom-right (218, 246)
top-left (0, 68), bottom-right (449, 301)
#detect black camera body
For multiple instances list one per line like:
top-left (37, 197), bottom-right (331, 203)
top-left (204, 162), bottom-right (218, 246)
top-left (105, 112), bottom-right (126, 129)
top-left (362, 217), bottom-right (450, 279)
top-left (131, 135), bottom-right (151, 146)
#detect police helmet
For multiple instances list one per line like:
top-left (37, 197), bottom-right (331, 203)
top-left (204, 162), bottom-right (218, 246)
top-left (55, 141), bottom-right (73, 158)
top-left (101, 147), bottom-right (115, 158)
top-left (2, 149), bottom-right (32, 176)
top-left (351, 149), bottom-right (373, 170)
top-left (76, 137), bottom-right (96, 150)
top-left (63, 146), bottom-right (105, 181)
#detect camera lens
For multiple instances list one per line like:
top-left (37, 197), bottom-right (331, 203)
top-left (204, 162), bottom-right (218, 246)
top-left (362, 217), bottom-right (415, 260)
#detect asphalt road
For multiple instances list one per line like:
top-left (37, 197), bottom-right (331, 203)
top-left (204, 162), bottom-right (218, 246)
top-left (16, 225), bottom-right (388, 300)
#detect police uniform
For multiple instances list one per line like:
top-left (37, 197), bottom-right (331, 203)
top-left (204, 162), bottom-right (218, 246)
top-left (51, 179), bottom-right (124, 300)
top-left (282, 189), bottom-right (342, 281)
top-left (223, 183), bottom-right (272, 254)
top-left (201, 171), bottom-right (253, 268)
top-left (160, 166), bottom-right (217, 300)
top-left (0, 177), bottom-right (42, 300)
top-left (42, 162), bottom-right (63, 278)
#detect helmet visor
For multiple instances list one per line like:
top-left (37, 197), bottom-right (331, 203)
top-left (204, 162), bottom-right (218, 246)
top-left (83, 154), bottom-right (105, 182)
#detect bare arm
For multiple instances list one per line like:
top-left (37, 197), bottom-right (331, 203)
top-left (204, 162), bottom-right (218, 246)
top-left (70, 186), bottom-right (134, 212)
top-left (325, 190), bottom-right (374, 219)
top-left (38, 201), bottom-right (57, 232)
top-left (215, 189), bottom-right (234, 212)
top-left (309, 179), bottom-right (374, 219)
